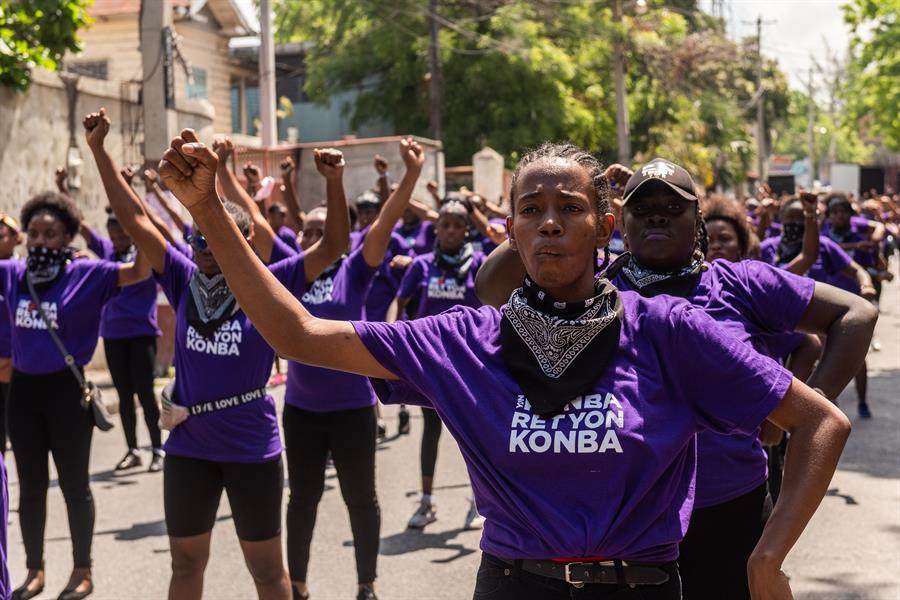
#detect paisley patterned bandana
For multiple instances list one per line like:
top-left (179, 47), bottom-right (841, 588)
top-left (434, 241), bottom-right (475, 284)
top-left (187, 271), bottom-right (238, 338)
top-left (500, 274), bottom-right (623, 417)
top-left (620, 255), bottom-right (705, 298)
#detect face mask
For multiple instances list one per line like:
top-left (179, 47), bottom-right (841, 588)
top-left (781, 222), bottom-right (804, 244)
top-left (26, 246), bottom-right (73, 286)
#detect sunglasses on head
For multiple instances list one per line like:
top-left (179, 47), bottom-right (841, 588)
top-left (187, 233), bottom-right (208, 251)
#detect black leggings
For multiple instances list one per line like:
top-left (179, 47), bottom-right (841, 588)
top-left (473, 553), bottom-right (681, 599)
top-left (164, 454), bottom-right (284, 541)
top-left (283, 404), bottom-right (380, 584)
top-left (8, 368), bottom-right (94, 569)
top-left (104, 336), bottom-right (161, 450)
top-left (0, 380), bottom-right (9, 452)
top-left (677, 483), bottom-right (772, 600)
top-left (421, 407), bottom-right (442, 478)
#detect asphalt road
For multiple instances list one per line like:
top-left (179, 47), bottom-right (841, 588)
top-left (5, 278), bottom-right (899, 600)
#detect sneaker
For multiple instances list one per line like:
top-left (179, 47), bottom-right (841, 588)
top-left (377, 419), bottom-right (387, 439)
top-left (148, 451), bottom-right (164, 473)
top-left (407, 500), bottom-right (437, 529)
top-left (398, 409), bottom-right (410, 435)
top-left (356, 586), bottom-right (377, 600)
top-left (463, 498), bottom-right (485, 530)
top-left (114, 451), bottom-right (142, 472)
top-left (858, 403), bottom-right (872, 419)
top-left (268, 373), bottom-right (287, 387)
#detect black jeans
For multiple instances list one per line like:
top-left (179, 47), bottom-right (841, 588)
top-left (283, 404), bottom-right (380, 584)
top-left (421, 407), bottom-right (442, 478)
top-left (0, 380), bottom-right (9, 452)
top-left (678, 483), bottom-right (772, 600)
top-left (8, 368), bottom-right (95, 569)
top-left (104, 336), bottom-right (161, 451)
top-left (474, 553), bottom-right (682, 599)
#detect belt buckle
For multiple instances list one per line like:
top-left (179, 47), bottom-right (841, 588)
top-left (564, 562), bottom-right (589, 585)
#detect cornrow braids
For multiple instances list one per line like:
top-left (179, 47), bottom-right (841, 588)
top-left (509, 142), bottom-right (610, 217)
top-left (693, 210), bottom-right (709, 265)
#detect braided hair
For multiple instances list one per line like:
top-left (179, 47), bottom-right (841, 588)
top-left (509, 142), bottom-right (610, 217)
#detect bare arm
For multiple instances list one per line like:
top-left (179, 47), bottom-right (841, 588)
top-left (212, 138), bottom-right (276, 263)
top-left (362, 138), bottom-right (424, 268)
top-left (83, 108), bottom-right (167, 273)
top-left (374, 154), bottom-right (391, 203)
top-left (796, 282), bottom-right (878, 400)
top-left (279, 156), bottom-right (303, 234)
top-left (302, 149), bottom-right (351, 282)
top-left (842, 261), bottom-right (876, 299)
top-left (408, 198), bottom-right (440, 223)
top-left (748, 378), bottom-right (851, 596)
top-left (158, 130), bottom-right (395, 379)
top-left (475, 240), bottom-right (526, 308)
top-left (117, 248), bottom-right (152, 287)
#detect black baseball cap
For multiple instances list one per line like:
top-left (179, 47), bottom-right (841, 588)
top-left (622, 158), bottom-right (698, 205)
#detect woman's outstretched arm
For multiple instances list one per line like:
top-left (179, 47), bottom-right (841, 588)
top-left (158, 129), bottom-right (395, 380)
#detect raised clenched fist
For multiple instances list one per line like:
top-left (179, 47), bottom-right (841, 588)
top-left (243, 162), bottom-right (261, 184)
top-left (55, 166), bottom-right (69, 195)
top-left (314, 148), bottom-right (344, 181)
top-left (143, 168), bottom-right (159, 185)
top-left (158, 128), bottom-right (219, 209)
top-left (374, 154), bottom-right (388, 176)
top-left (83, 107), bottom-right (111, 150)
top-left (120, 165), bottom-right (137, 184)
top-left (603, 164), bottom-right (634, 199)
top-left (280, 156), bottom-right (295, 178)
top-left (212, 137), bottom-right (235, 164)
top-left (399, 137), bottom-right (425, 171)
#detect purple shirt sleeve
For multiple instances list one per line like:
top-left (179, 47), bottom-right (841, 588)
top-left (154, 243), bottom-right (195, 306)
top-left (662, 302), bottom-right (793, 436)
top-left (87, 229), bottom-right (115, 260)
top-left (819, 237), bottom-right (853, 275)
top-left (736, 260), bottom-right (815, 332)
top-left (268, 251), bottom-right (306, 292)
top-left (397, 255), bottom-right (425, 300)
top-left (269, 235), bottom-right (298, 264)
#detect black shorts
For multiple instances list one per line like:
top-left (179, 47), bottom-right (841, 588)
top-left (164, 453), bottom-right (283, 541)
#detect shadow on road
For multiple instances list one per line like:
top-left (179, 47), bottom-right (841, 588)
top-left (794, 573), bottom-right (898, 600)
top-left (372, 527), bottom-right (477, 563)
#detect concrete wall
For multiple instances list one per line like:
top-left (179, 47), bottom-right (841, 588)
top-left (0, 68), bottom-right (213, 233)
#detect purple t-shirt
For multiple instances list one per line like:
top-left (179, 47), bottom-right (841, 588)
top-left (614, 259), bottom-right (814, 507)
top-left (279, 249), bottom-right (379, 412)
top-left (393, 220), bottom-right (436, 256)
top-left (351, 226), bottom-right (411, 322)
top-left (821, 221), bottom-right (877, 268)
top-left (0, 259), bottom-right (120, 374)
top-left (155, 245), bottom-right (281, 463)
top-left (278, 225), bottom-right (300, 252)
top-left (353, 294), bottom-right (791, 561)
top-left (0, 264), bottom-right (15, 359)
top-left (397, 251), bottom-right (485, 318)
top-left (760, 236), bottom-right (857, 293)
top-left (269, 234), bottom-right (298, 264)
top-left (88, 231), bottom-right (161, 339)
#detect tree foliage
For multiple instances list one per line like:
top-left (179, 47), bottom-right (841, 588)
top-left (275, 0), bottom-right (791, 186)
top-left (0, 0), bottom-right (92, 91)
top-left (843, 0), bottom-right (900, 151)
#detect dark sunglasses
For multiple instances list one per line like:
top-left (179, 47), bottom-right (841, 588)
top-left (187, 233), bottom-right (208, 251)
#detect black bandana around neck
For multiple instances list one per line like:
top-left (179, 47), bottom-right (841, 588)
top-left (112, 244), bottom-right (136, 264)
top-left (25, 246), bottom-right (73, 291)
top-left (777, 222), bottom-right (805, 264)
top-left (187, 271), bottom-right (238, 338)
top-left (500, 274), bottom-right (623, 417)
top-left (620, 255), bottom-right (704, 298)
top-left (434, 241), bottom-right (474, 283)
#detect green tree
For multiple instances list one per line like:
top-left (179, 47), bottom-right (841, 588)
top-left (843, 0), bottom-right (900, 150)
top-left (0, 0), bottom-right (92, 91)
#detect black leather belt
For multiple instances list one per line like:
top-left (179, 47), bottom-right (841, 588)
top-left (494, 555), bottom-right (671, 586)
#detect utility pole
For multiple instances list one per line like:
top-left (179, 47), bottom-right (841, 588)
top-left (427, 0), bottom-right (443, 142)
top-left (744, 15), bottom-right (774, 186)
top-left (613, 0), bottom-right (631, 165)
top-left (805, 66), bottom-right (816, 188)
top-left (140, 0), bottom-right (176, 163)
top-left (258, 0), bottom-right (277, 146)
